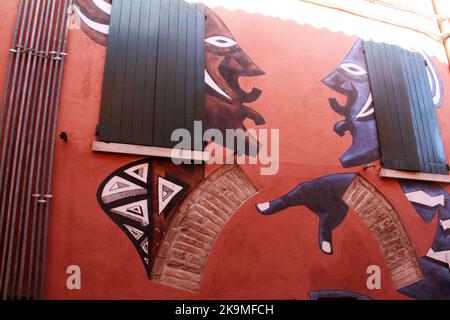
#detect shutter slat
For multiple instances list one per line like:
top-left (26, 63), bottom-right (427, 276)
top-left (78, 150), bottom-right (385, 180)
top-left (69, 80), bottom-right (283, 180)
top-left (109, 0), bottom-right (133, 142)
top-left (121, 0), bottom-right (142, 142)
top-left (163, 0), bottom-right (181, 146)
top-left (131, 0), bottom-right (151, 143)
top-left (193, 3), bottom-right (206, 151)
top-left (153, 0), bottom-right (170, 147)
top-left (98, 0), bottom-right (205, 149)
top-left (183, 3), bottom-right (197, 140)
top-left (173, 1), bottom-right (188, 136)
top-left (142, 0), bottom-right (161, 146)
top-left (411, 52), bottom-right (447, 174)
top-left (364, 40), bottom-right (447, 174)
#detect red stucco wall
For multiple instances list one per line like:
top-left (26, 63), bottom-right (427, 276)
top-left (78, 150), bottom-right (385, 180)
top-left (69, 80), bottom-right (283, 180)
top-left (0, 0), bottom-right (449, 299)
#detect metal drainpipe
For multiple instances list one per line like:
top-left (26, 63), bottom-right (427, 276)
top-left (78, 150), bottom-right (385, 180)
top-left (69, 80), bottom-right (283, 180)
top-left (432, 0), bottom-right (450, 68)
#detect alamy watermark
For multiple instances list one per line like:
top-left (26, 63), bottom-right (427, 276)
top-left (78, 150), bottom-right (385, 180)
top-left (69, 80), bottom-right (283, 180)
top-left (170, 121), bottom-right (279, 176)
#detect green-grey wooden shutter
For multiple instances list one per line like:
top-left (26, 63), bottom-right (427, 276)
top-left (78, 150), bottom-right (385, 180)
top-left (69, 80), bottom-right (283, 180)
top-left (364, 41), bottom-right (448, 174)
top-left (97, 0), bottom-right (205, 150)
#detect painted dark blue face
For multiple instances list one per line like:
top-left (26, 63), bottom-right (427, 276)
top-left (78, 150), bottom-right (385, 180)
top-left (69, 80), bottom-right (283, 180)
top-left (322, 39), bottom-right (380, 168)
top-left (323, 39), bottom-right (444, 169)
top-left (400, 180), bottom-right (450, 252)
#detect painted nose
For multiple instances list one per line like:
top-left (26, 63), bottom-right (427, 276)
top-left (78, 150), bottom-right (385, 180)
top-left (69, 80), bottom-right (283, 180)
top-left (234, 49), bottom-right (265, 77)
top-left (322, 71), bottom-right (339, 88)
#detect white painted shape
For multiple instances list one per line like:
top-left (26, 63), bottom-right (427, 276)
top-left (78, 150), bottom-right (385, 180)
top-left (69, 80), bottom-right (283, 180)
top-left (422, 52), bottom-right (442, 106)
top-left (440, 219), bottom-right (450, 231)
top-left (426, 248), bottom-right (450, 268)
top-left (111, 200), bottom-right (149, 226)
top-left (405, 190), bottom-right (445, 207)
top-left (340, 62), bottom-right (367, 76)
top-left (73, 5), bottom-right (110, 35)
top-left (124, 163), bottom-right (149, 183)
top-left (257, 202), bottom-right (270, 212)
top-left (355, 93), bottom-right (374, 118)
top-left (205, 70), bottom-right (232, 100)
top-left (205, 36), bottom-right (237, 48)
top-left (102, 176), bottom-right (145, 198)
top-left (92, 0), bottom-right (112, 15)
top-left (124, 224), bottom-right (144, 240)
top-left (141, 238), bottom-right (149, 254)
top-left (158, 177), bottom-right (183, 214)
top-left (321, 241), bottom-right (332, 253)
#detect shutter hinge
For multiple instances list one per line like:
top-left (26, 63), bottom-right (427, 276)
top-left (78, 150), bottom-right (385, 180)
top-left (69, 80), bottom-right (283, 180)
top-left (95, 124), bottom-right (102, 135)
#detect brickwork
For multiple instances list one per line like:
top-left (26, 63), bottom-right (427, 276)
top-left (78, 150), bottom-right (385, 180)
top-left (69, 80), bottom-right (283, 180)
top-left (151, 165), bottom-right (258, 291)
top-left (342, 176), bottom-right (423, 289)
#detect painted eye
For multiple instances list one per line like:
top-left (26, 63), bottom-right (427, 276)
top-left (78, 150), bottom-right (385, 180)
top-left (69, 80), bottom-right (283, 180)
top-left (205, 36), bottom-right (237, 48)
top-left (340, 63), bottom-right (367, 76)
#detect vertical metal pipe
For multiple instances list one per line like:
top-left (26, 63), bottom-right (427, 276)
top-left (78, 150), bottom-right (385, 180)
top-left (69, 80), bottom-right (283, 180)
top-left (8, 0), bottom-right (50, 299)
top-left (1, 0), bottom-right (44, 299)
top-left (0, 0), bottom-right (26, 152)
top-left (18, 0), bottom-right (58, 298)
top-left (0, 0), bottom-right (35, 297)
top-left (2, 0), bottom-right (45, 300)
top-left (0, 0), bottom-right (40, 299)
top-left (12, 0), bottom-right (53, 299)
top-left (26, 0), bottom-right (64, 299)
top-left (33, 0), bottom-right (69, 298)
top-left (39, 0), bottom-right (72, 300)
top-left (0, 0), bottom-right (29, 277)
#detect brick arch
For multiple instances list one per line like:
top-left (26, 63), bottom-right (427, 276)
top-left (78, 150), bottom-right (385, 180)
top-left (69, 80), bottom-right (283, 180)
top-left (151, 165), bottom-right (258, 292)
top-left (342, 175), bottom-right (423, 289)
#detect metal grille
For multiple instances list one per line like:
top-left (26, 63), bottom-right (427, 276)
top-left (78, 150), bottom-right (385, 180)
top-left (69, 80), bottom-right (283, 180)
top-left (0, 0), bottom-right (71, 300)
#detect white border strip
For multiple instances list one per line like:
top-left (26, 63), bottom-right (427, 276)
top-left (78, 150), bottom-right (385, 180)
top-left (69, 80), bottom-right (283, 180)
top-left (92, 141), bottom-right (210, 162)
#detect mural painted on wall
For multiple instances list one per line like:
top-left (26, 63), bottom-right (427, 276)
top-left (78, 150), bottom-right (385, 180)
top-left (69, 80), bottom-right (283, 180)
top-left (398, 181), bottom-right (450, 299)
top-left (323, 39), bottom-right (444, 168)
top-left (257, 173), bottom-right (356, 255)
top-left (309, 290), bottom-right (374, 300)
top-left (257, 174), bottom-right (424, 290)
top-left (257, 38), bottom-right (447, 299)
top-left (72, 0), bottom-right (111, 46)
top-left (97, 158), bottom-right (204, 277)
top-left (79, 1), bottom-right (449, 297)
top-left (204, 8), bottom-right (265, 154)
top-left (73, 1), bottom-right (266, 155)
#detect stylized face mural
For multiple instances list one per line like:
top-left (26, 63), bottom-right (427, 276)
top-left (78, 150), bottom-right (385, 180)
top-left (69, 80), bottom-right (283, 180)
top-left (322, 39), bottom-right (380, 168)
top-left (204, 8), bottom-right (265, 153)
top-left (323, 39), bottom-right (444, 168)
top-left (73, 3), bottom-right (266, 154)
top-left (72, 0), bottom-right (111, 46)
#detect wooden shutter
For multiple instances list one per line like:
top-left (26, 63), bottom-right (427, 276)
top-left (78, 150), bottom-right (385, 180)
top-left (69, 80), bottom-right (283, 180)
top-left (97, 0), bottom-right (205, 150)
top-left (364, 41), bottom-right (448, 174)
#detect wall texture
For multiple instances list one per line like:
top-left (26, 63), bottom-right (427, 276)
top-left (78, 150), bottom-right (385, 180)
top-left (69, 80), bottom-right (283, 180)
top-left (0, 0), bottom-right (449, 299)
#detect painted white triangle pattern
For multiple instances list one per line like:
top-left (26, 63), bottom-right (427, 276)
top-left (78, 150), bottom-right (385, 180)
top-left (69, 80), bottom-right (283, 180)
top-left (111, 200), bottom-right (149, 227)
top-left (141, 238), bottom-right (149, 254)
top-left (124, 163), bottom-right (149, 183)
top-left (102, 176), bottom-right (145, 198)
top-left (123, 224), bottom-right (144, 240)
top-left (158, 177), bottom-right (183, 215)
